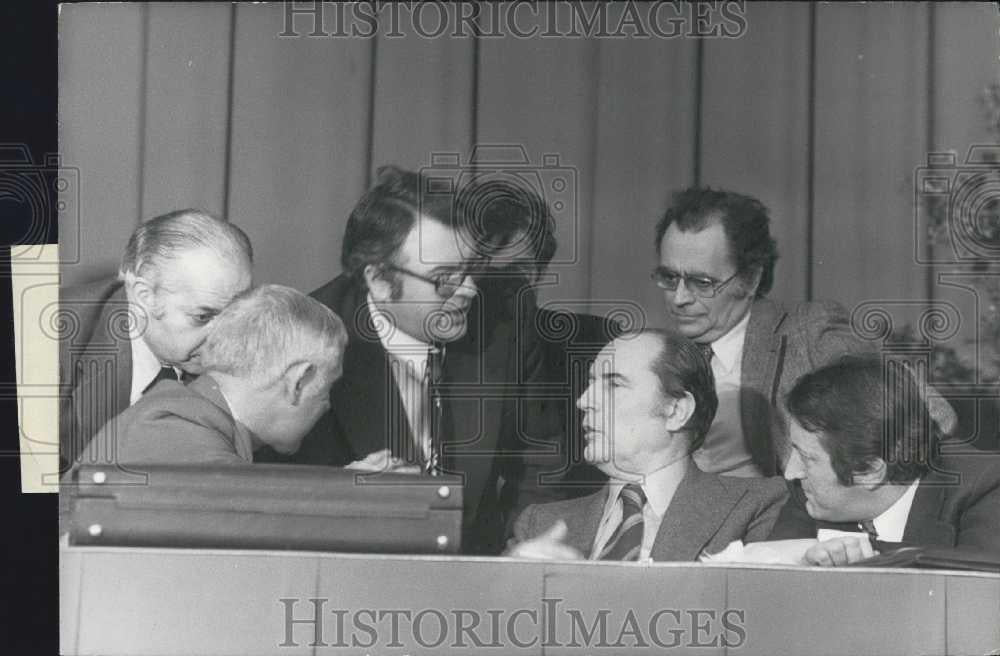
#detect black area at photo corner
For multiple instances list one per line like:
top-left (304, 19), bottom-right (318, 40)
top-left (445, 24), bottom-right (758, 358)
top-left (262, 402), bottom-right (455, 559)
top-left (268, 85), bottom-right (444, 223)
top-left (0, 1), bottom-right (59, 653)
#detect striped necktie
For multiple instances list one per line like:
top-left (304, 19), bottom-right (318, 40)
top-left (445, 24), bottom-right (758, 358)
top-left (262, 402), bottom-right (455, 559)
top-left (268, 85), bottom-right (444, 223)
top-left (424, 344), bottom-right (446, 475)
top-left (697, 342), bottom-right (714, 364)
top-left (598, 483), bottom-right (646, 561)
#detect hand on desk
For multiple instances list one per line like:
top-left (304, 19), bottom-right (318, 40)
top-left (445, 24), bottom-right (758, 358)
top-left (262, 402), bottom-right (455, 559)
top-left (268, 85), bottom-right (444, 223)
top-left (506, 520), bottom-right (584, 560)
top-left (803, 536), bottom-right (877, 567)
top-left (344, 449), bottom-right (422, 474)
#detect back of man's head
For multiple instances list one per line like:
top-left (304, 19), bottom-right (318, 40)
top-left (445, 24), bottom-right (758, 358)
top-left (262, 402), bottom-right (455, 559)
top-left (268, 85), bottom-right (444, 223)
top-left (341, 165), bottom-right (457, 281)
top-left (456, 176), bottom-right (557, 273)
top-left (198, 284), bottom-right (348, 388)
top-left (654, 187), bottom-right (778, 297)
top-left (119, 209), bottom-right (253, 286)
top-left (785, 355), bottom-right (935, 485)
top-left (635, 328), bottom-right (718, 451)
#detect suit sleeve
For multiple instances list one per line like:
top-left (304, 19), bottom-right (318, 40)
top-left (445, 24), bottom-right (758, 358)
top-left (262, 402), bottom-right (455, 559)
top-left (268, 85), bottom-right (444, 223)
top-left (954, 466), bottom-right (1000, 551)
top-left (743, 478), bottom-right (791, 543)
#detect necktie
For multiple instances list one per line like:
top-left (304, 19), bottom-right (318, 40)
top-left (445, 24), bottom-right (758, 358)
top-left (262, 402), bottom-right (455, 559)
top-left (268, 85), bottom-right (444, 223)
top-left (424, 344), bottom-right (446, 475)
top-left (859, 519), bottom-right (879, 552)
top-left (598, 483), bottom-right (646, 561)
top-left (143, 366), bottom-right (179, 395)
top-left (697, 342), bottom-right (714, 364)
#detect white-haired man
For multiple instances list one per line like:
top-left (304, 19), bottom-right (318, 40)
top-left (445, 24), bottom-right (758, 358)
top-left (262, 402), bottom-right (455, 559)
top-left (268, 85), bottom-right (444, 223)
top-left (59, 209), bottom-right (253, 469)
top-left (77, 284), bottom-right (347, 465)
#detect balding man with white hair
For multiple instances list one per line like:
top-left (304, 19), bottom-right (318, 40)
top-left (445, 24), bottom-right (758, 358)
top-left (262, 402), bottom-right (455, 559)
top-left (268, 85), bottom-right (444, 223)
top-left (78, 284), bottom-right (348, 465)
top-left (59, 209), bottom-right (254, 470)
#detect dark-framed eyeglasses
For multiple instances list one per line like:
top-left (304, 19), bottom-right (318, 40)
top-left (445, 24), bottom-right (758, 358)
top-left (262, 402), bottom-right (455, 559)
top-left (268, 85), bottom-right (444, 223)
top-left (650, 266), bottom-right (741, 298)
top-left (385, 265), bottom-right (473, 299)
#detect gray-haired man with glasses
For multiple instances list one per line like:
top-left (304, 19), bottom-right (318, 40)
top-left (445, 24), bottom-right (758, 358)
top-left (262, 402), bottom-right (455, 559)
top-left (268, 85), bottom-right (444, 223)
top-left (652, 187), bottom-right (873, 478)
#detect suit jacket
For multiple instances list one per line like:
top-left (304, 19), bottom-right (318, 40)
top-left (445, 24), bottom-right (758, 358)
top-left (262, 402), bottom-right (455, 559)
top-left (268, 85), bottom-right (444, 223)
top-left (78, 374), bottom-right (255, 467)
top-left (59, 278), bottom-right (134, 471)
top-left (258, 274), bottom-right (525, 554)
top-left (511, 463), bottom-right (789, 561)
top-left (739, 299), bottom-right (872, 476)
top-left (768, 453), bottom-right (1000, 553)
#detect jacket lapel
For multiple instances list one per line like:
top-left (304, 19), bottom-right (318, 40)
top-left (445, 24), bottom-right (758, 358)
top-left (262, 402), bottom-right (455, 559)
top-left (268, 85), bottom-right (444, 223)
top-left (740, 299), bottom-right (787, 475)
top-left (652, 465), bottom-right (747, 561)
top-left (69, 288), bottom-right (133, 449)
top-left (331, 298), bottom-right (414, 461)
top-left (563, 489), bottom-right (609, 557)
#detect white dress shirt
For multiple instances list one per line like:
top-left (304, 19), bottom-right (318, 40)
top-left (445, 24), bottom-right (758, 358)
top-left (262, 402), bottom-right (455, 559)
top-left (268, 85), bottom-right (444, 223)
top-left (369, 295), bottom-right (436, 462)
top-left (128, 329), bottom-right (171, 405)
top-left (870, 479), bottom-right (921, 542)
top-left (693, 312), bottom-right (763, 477)
top-left (589, 458), bottom-right (688, 562)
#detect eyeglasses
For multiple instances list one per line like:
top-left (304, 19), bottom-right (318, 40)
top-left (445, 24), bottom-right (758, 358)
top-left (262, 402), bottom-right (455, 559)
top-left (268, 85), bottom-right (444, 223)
top-left (650, 266), bottom-right (741, 298)
top-left (385, 265), bottom-right (473, 299)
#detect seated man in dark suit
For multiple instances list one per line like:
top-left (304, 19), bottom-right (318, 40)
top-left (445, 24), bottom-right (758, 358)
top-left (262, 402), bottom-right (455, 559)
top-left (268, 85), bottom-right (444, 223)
top-left (768, 355), bottom-right (1000, 566)
top-left (508, 329), bottom-right (788, 562)
top-left (257, 166), bottom-right (533, 554)
top-left (76, 284), bottom-right (347, 466)
top-left (59, 209), bottom-right (254, 471)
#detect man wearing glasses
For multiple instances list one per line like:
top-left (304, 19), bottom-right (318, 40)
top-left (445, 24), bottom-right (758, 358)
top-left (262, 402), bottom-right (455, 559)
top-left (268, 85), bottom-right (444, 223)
top-left (258, 165), bottom-right (523, 554)
top-left (651, 187), bottom-right (870, 478)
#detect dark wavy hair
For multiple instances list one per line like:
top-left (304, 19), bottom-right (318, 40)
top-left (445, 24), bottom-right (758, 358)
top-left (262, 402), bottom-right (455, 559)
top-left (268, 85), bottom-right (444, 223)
top-left (455, 176), bottom-right (557, 272)
top-left (785, 355), bottom-right (936, 485)
top-left (340, 165), bottom-right (457, 282)
top-left (633, 328), bottom-right (718, 451)
top-left (654, 187), bottom-right (778, 297)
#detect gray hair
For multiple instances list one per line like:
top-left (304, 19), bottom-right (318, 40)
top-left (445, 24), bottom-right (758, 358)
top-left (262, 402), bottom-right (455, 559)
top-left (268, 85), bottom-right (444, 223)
top-left (119, 209), bottom-right (253, 286)
top-left (198, 284), bottom-right (348, 387)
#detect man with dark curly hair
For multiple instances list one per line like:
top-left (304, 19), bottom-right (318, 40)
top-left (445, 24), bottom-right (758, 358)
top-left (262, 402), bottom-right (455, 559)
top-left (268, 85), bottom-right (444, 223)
top-left (653, 187), bottom-right (873, 477)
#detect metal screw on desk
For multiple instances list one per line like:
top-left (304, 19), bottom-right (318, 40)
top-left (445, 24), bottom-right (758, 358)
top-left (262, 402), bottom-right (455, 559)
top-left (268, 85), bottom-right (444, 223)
top-left (88, 524), bottom-right (103, 537)
top-left (92, 471), bottom-right (106, 484)
top-left (436, 535), bottom-right (448, 550)
top-left (437, 485), bottom-right (450, 499)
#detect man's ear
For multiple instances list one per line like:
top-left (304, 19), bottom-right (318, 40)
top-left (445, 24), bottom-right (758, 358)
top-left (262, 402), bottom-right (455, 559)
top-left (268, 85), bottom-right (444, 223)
top-left (364, 264), bottom-right (392, 302)
top-left (282, 360), bottom-right (316, 405)
top-left (663, 391), bottom-right (696, 432)
top-left (852, 458), bottom-right (888, 489)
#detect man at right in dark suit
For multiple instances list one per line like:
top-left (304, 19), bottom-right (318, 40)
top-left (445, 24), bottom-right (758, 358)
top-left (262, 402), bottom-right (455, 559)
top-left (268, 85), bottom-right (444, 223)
top-left (768, 355), bottom-right (1000, 565)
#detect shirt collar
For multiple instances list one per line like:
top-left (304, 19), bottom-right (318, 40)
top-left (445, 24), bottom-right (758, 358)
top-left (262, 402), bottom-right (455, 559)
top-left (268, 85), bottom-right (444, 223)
top-left (604, 458), bottom-right (688, 518)
top-left (128, 319), bottom-right (166, 402)
top-left (708, 310), bottom-right (750, 374)
top-left (871, 479), bottom-right (921, 543)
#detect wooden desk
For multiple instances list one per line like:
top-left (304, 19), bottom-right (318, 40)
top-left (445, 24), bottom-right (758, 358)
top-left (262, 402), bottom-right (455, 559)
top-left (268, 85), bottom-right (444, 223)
top-left (61, 544), bottom-right (1000, 655)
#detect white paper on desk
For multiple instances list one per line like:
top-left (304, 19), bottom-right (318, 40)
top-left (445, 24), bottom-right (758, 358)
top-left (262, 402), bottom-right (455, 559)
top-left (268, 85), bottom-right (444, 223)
top-left (699, 539), bottom-right (817, 565)
top-left (817, 529), bottom-right (870, 542)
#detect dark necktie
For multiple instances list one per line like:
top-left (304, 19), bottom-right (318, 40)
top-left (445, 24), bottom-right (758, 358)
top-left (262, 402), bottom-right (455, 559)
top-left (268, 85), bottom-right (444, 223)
top-left (424, 344), bottom-right (446, 476)
top-left (697, 342), bottom-right (714, 364)
top-left (143, 366), bottom-right (179, 395)
top-left (142, 366), bottom-right (194, 395)
top-left (859, 519), bottom-right (879, 552)
top-left (597, 483), bottom-right (646, 561)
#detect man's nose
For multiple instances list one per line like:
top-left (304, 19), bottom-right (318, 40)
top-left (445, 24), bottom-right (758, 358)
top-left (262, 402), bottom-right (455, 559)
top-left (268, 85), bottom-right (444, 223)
top-left (671, 278), bottom-right (696, 305)
top-left (576, 384), bottom-right (594, 412)
top-left (783, 451), bottom-right (804, 481)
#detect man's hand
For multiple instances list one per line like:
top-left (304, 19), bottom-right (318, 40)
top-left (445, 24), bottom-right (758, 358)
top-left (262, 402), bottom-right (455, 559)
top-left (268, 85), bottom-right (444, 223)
top-left (345, 449), bottom-right (421, 474)
top-left (803, 536), bottom-right (877, 567)
top-left (506, 521), bottom-right (584, 560)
